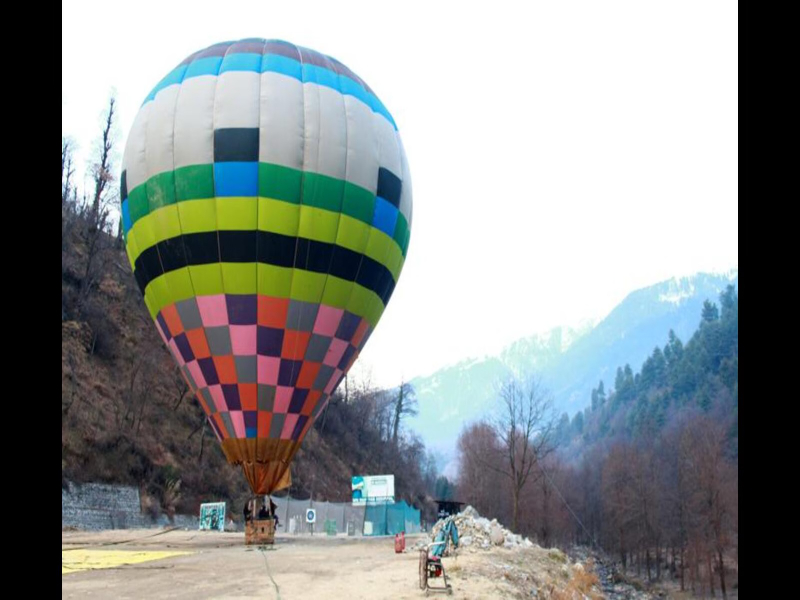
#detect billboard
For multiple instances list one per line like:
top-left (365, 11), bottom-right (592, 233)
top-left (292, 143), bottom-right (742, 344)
top-left (352, 475), bottom-right (395, 505)
top-left (199, 502), bottom-right (226, 531)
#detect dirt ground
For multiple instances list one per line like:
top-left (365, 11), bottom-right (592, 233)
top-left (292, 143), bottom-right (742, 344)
top-left (62, 529), bottom-right (512, 599)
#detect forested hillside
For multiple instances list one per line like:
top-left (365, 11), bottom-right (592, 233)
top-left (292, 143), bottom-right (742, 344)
top-left (457, 286), bottom-right (739, 597)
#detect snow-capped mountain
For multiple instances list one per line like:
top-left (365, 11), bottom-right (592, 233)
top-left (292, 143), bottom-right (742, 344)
top-left (408, 270), bottom-right (739, 462)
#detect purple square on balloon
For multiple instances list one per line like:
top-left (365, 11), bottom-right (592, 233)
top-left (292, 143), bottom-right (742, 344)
top-left (222, 384), bottom-right (241, 410)
top-left (173, 333), bottom-right (195, 362)
top-left (227, 294), bottom-right (257, 325)
top-left (244, 410), bottom-right (258, 430)
top-left (278, 359), bottom-right (302, 386)
top-left (335, 311), bottom-right (361, 342)
top-left (198, 357), bottom-right (220, 385)
top-left (156, 313), bottom-right (172, 342)
top-left (292, 415), bottom-right (309, 440)
top-left (289, 388), bottom-right (308, 413)
top-left (258, 327), bottom-right (284, 357)
top-left (338, 344), bottom-right (357, 370)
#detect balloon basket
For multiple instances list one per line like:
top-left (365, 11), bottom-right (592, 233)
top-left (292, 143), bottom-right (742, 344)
top-left (245, 519), bottom-right (275, 545)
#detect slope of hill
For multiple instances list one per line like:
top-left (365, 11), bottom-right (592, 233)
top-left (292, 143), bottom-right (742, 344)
top-left (61, 212), bottom-right (434, 519)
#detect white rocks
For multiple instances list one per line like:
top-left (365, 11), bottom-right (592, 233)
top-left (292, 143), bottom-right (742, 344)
top-left (430, 505), bottom-right (533, 552)
top-left (490, 524), bottom-right (505, 546)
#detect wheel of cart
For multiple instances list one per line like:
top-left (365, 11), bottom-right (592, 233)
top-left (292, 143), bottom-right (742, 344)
top-left (418, 541), bottom-right (452, 595)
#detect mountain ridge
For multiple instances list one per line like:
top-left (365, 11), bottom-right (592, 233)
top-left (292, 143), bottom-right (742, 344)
top-left (408, 270), bottom-right (739, 463)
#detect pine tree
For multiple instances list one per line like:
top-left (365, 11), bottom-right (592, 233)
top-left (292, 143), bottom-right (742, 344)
top-left (701, 300), bottom-right (720, 322)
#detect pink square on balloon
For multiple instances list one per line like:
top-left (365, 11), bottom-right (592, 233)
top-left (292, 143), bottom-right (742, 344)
top-left (230, 325), bottom-right (257, 355)
top-left (274, 386), bottom-right (293, 413)
top-left (197, 295), bottom-right (228, 327)
top-left (281, 414), bottom-right (299, 439)
top-left (323, 338), bottom-right (348, 367)
top-left (187, 361), bottom-right (206, 389)
top-left (313, 305), bottom-right (344, 336)
top-left (258, 356), bottom-right (280, 385)
top-left (230, 411), bottom-right (245, 437)
top-left (209, 385), bottom-right (227, 413)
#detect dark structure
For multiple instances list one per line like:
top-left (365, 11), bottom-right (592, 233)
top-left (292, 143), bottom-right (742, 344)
top-left (435, 500), bottom-right (464, 519)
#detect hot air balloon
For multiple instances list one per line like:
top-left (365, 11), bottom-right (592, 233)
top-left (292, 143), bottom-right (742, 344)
top-left (120, 39), bottom-right (412, 495)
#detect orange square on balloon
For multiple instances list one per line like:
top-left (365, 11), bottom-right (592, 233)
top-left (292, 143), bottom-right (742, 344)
top-left (258, 412), bottom-right (272, 437)
top-left (351, 320), bottom-right (369, 348)
top-left (185, 328), bottom-right (211, 359)
top-left (258, 296), bottom-right (289, 329)
top-left (281, 330), bottom-right (311, 360)
top-left (258, 410), bottom-right (272, 438)
top-left (239, 383), bottom-right (258, 411)
top-left (213, 356), bottom-right (238, 384)
top-left (161, 304), bottom-right (183, 337)
top-left (296, 362), bottom-right (321, 389)
top-left (301, 390), bottom-right (322, 416)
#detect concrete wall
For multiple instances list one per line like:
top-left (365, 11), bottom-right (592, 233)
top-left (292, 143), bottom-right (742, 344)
top-left (62, 482), bottom-right (198, 530)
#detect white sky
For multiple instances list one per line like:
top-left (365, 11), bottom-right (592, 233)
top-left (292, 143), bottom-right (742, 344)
top-left (62, 1), bottom-right (738, 387)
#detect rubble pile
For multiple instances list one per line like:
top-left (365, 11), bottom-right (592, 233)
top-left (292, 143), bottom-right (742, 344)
top-left (430, 505), bottom-right (534, 551)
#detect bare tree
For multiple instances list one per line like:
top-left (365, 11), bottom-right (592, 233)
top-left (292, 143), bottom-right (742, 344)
top-left (77, 96), bottom-right (118, 313)
top-left (602, 443), bottom-right (638, 570)
top-left (391, 380), bottom-right (418, 446)
top-left (90, 96), bottom-right (117, 227)
top-left (684, 417), bottom-right (735, 599)
top-left (62, 137), bottom-right (76, 206)
top-left (492, 377), bottom-right (558, 532)
top-left (172, 369), bottom-right (190, 411)
top-left (457, 421), bottom-right (508, 519)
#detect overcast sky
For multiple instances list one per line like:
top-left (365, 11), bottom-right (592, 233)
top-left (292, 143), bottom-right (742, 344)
top-left (62, 1), bottom-right (738, 387)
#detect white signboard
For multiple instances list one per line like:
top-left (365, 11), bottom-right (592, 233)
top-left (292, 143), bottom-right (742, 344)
top-left (306, 508), bottom-right (316, 524)
top-left (351, 475), bottom-right (395, 505)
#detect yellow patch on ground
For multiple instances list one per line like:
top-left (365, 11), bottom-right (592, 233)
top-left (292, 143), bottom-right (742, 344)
top-left (62, 549), bottom-right (190, 575)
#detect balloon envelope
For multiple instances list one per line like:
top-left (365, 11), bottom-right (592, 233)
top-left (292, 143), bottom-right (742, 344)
top-left (120, 39), bottom-right (412, 493)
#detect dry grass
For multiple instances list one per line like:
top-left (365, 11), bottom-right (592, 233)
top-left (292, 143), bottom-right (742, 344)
top-left (550, 559), bottom-right (601, 600)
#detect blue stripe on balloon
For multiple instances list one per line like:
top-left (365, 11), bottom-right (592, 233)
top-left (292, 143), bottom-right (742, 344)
top-left (143, 64), bottom-right (188, 103)
top-left (302, 64), bottom-right (340, 90)
top-left (214, 162), bottom-right (259, 197)
top-left (142, 51), bottom-right (396, 129)
top-left (220, 52), bottom-right (262, 74)
top-left (339, 76), bottom-right (371, 108)
top-left (368, 95), bottom-right (396, 129)
top-left (261, 54), bottom-right (303, 80)
top-left (185, 56), bottom-right (224, 78)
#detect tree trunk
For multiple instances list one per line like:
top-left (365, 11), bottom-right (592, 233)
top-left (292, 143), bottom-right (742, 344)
top-left (198, 424), bottom-right (206, 463)
top-left (717, 548), bottom-right (727, 600)
top-left (707, 552), bottom-right (715, 597)
top-left (656, 544), bottom-right (662, 581)
top-left (512, 489), bottom-right (519, 533)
